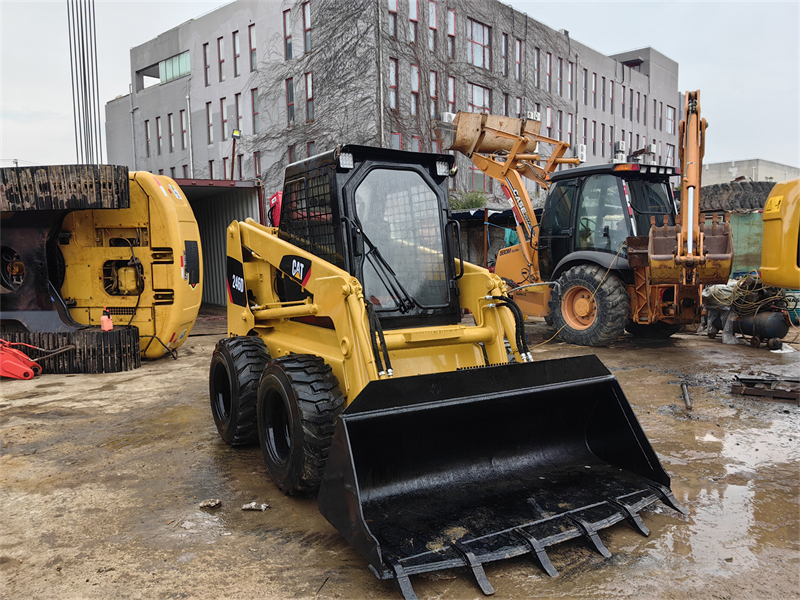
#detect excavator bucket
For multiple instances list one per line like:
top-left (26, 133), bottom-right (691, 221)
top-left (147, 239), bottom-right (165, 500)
top-left (319, 355), bottom-right (686, 599)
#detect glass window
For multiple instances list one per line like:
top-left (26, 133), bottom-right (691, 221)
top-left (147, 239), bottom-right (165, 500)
top-left (303, 2), bottom-right (312, 53)
top-left (354, 168), bottom-right (448, 310)
top-left (540, 182), bottom-right (575, 236)
top-left (467, 82), bottom-right (490, 113)
top-left (575, 174), bottom-right (627, 254)
top-left (283, 10), bottom-right (292, 59)
top-left (467, 19), bottom-right (490, 69)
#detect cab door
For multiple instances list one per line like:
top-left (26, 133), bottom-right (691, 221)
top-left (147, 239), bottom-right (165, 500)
top-left (538, 180), bottom-right (578, 280)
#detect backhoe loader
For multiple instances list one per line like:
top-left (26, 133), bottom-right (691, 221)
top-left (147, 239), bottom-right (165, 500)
top-left (434, 91), bottom-right (733, 346)
top-left (209, 145), bottom-right (687, 599)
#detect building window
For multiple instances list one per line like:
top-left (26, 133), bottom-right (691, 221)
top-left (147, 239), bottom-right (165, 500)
top-left (582, 118), bottom-right (587, 147)
top-left (432, 139), bottom-right (440, 153)
top-left (447, 8), bottom-right (455, 58)
top-left (235, 93), bottom-right (242, 132)
top-left (428, 0), bottom-right (437, 52)
top-left (447, 75), bottom-right (455, 113)
top-left (303, 2), bottom-right (312, 53)
top-left (409, 0), bottom-right (418, 43)
top-left (217, 37), bottom-right (225, 82)
top-left (205, 103), bottom-right (213, 144)
top-left (601, 123), bottom-right (605, 157)
top-left (391, 132), bottom-right (401, 150)
top-left (203, 43), bottom-right (210, 86)
top-left (182, 165), bottom-right (188, 178)
top-left (546, 53), bottom-right (551, 92)
top-left (305, 72), bottom-right (314, 121)
top-left (515, 39), bottom-right (522, 81)
top-left (144, 120), bottom-right (150, 157)
top-left (503, 93), bottom-right (509, 117)
top-left (249, 24), bottom-right (257, 71)
top-left (636, 134), bottom-right (640, 150)
top-left (287, 145), bottom-right (294, 164)
top-left (468, 165), bottom-right (490, 192)
top-left (557, 58), bottom-right (562, 95)
top-left (622, 86), bottom-right (626, 118)
top-left (158, 51), bottom-right (190, 84)
top-left (567, 61), bottom-right (573, 100)
top-left (582, 69), bottom-right (587, 105)
top-left (501, 33), bottom-right (508, 77)
top-left (208, 160), bottom-right (214, 180)
top-left (643, 94), bottom-right (647, 126)
top-left (283, 10), bottom-right (292, 59)
top-left (307, 141), bottom-right (316, 157)
top-left (467, 82), bottom-right (490, 113)
top-left (516, 97), bottom-right (521, 119)
top-left (467, 19), bottom-right (490, 70)
top-left (158, 169), bottom-right (164, 175)
top-left (233, 30), bottom-right (241, 77)
top-left (636, 92), bottom-right (641, 123)
top-left (629, 88), bottom-right (634, 121)
top-left (660, 102), bottom-right (664, 131)
top-left (609, 82), bottom-right (614, 115)
top-left (546, 106), bottom-right (552, 137)
top-left (658, 141), bottom-right (663, 164)
top-left (429, 70), bottom-right (437, 118)
top-left (534, 48), bottom-right (540, 88)
top-left (628, 130), bottom-right (633, 151)
top-left (591, 72), bottom-right (597, 108)
top-left (286, 79), bottom-right (294, 126)
top-left (412, 136), bottom-right (421, 152)
top-left (180, 110), bottom-right (187, 150)
top-left (251, 88), bottom-right (259, 134)
top-left (653, 98), bottom-right (657, 129)
top-left (557, 110), bottom-right (563, 141)
top-left (222, 157), bottom-right (228, 180)
top-left (168, 113), bottom-right (174, 153)
top-left (220, 98), bottom-right (228, 141)
top-left (609, 126), bottom-right (614, 157)
top-left (601, 77), bottom-right (605, 111)
top-left (567, 113), bottom-right (573, 145)
top-left (666, 105), bottom-right (675, 134)
top-left (156, 116), bottom-right (162, 155)
top-left (410, 64), bottom-right (419, 116)
top-left (389, 58), bottom-right (397, 110)
top-left (591, 120), bottom-right (596, 155)
top-left (388, 0), bottom-right (397, 38)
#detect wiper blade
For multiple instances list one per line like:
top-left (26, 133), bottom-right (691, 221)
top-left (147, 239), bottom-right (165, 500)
top-left (359, 228), bottom-right (418, 314)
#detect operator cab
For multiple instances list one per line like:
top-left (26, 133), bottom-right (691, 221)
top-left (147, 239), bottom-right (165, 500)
top-left (278, 145), bottom-right (460, 329)
top-left (537, 162), bottom-right (679, 280)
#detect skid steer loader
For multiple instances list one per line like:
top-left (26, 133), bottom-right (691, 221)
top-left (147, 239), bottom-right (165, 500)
top-left (209, 145), bottom-right (687, 599)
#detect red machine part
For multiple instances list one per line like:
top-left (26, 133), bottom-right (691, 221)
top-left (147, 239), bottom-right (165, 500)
top-left (268, 191), bottom-right (283, 226)
top-left (0, 340), bottom-right (42, 380)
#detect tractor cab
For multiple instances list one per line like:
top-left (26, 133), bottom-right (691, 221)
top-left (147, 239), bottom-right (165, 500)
top-left (538, 162), bottom-right (679, 280)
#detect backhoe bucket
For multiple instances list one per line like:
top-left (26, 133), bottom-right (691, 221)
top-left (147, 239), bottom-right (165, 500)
top-left (318, 355), bottom-right (686, 599)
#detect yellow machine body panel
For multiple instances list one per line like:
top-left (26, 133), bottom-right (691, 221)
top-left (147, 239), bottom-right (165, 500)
top-left (761, 178), bottom-right (800, 289)
top-left (59, 172), bottom-right (203, 358)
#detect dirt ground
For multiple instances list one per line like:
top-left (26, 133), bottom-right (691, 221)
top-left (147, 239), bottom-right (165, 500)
top-left (1, 311), bottom-right (798, 600)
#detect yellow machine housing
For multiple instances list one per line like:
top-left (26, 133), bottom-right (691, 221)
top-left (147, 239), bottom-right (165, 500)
top-left (59, 172), bottom-right (203, 358)
top-left (760, 178), bottom-right (800, 289)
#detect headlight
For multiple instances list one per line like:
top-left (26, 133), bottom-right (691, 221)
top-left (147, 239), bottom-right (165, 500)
top-left (339, 152), bottom-right (354, 169)
top-left (436, 161), bottom-right (450, 177)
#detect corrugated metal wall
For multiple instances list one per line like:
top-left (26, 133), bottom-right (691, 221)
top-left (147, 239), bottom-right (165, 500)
top-left (190, 189), bottom-right (260, 306)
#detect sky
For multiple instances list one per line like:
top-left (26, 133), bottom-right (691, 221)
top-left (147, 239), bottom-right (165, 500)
top-left (1, 0), bottom-right (798, 169)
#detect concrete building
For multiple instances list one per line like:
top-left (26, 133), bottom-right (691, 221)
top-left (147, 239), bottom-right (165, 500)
top-left (702, 159), bottom-right (800, 186)
top-left (105, 0), bottom-right (682, 205)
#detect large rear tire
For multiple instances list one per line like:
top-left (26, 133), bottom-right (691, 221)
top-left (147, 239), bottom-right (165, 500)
top-left (209, 337), bottom-right (271, 446)
top-left (257, 355), bottom-right (344, 495)
top-left (549, 265), bottom-right (629, 346)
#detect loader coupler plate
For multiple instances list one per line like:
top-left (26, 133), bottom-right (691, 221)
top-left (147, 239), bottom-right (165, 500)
top-left (318, 355), bottom-right (686, 599)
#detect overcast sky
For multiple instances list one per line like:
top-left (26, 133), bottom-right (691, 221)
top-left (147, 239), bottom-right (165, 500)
top-left (1, 0), bottom-right (798, 170)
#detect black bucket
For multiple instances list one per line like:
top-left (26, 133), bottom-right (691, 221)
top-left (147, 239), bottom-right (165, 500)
top-left (318, 355), bottom-right (686, 600)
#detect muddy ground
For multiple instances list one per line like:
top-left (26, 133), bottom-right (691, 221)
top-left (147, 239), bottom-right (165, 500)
top-left (1, 311), bottom-right (798, 600)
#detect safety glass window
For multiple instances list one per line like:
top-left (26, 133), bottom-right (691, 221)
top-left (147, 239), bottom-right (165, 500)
top-left (575, 174), bottom-right (628, 254)
top-left (540, 182), bottom-right (575, 236)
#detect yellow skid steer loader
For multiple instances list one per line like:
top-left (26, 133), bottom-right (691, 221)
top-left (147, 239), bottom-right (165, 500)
top-left (209, 145), bottom-right (686, 599)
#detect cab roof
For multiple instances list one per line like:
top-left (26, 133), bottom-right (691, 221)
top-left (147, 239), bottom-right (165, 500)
top-left (549, 162), bottom-right (680, 183)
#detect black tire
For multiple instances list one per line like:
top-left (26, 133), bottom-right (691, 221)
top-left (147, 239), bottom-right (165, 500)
top-left (625, 321), bottom-right (682, 339)
top-left (209, 337), bottom-right (270, 445)
top-left (257, 355), bottom-right (344, 495)
top-left (549, 264), bottom-right (630, 346)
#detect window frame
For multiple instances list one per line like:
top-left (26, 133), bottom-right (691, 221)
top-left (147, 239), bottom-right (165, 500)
top-left (389, 58), bottom-right (398, 110)
top-left (515, 38), bottom-right (522, 81)
top-left (447, 75), bottom-right (455, 113)
top-left (546, 52), bottom-right (552, 92)
top-left (283, 10), bottom-right (292, 60)
top-left (220, 97), bottom-right (228, 141)
top-left (467, 81), bottom-right (491, 114)
top-left (428, 0), bottom-right (437, 52)
top-left (248, 24), bottom-right (257, 72)
top-left (391, 131), bottom-right (402, 150)
top-left (388, 0), bottom-right (397, 38)
top-left (232, 30), bottom-right (241, 77)
top-left (286, 78), bottom-right (295, 126)
top-left (303, 2), bottom-right (312, 53)
top-left (446, 8), bottom-right (455, 58)
top-left (591, 72), bottom-right (597, 108)
top-left (411, 64), bottom-right (419, 116)
top-left (206, 103), bottom-right (213, 144)
top-left (203, 43), bottom-right (210, 86)
top-left (235, 93), bottom-right (242, 132)
top-left (534, 47), bottom-right (540, 88)
top-left (180, 110), bottom-right (187, 150)
top-left (305, 72), bottom-right (314, 122)
top-left (557, 57), bottom-right (562, 95)
top-left (429, 70), bottom-right (437, 119)
top-left (251, 88), bottom-right (259, 134)
top-left (217, 36), bottom-right (225, 82)
top-left (467, 18), bottom-right (491, 70)
top-left (156, 116), bottom-right (162, 155)
top-left (145, 119), bottom-right (150, 157)
top-left (167, 113), bottom-right (174, 153)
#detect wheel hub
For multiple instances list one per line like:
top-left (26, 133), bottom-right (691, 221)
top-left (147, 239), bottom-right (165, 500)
top-left (574, 297), bottom-right (593, 317)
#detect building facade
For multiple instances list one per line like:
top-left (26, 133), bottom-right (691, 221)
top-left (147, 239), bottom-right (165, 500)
top-left (702, 159), bottom-right (800, 186)
top-left (106, 0), bottom-right (682, 204)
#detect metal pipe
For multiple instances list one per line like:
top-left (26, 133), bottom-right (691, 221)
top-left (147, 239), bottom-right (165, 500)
top-left (186, 93), bottom-right (194, 178)
top-left (252, 303), bottom-right (318, 320)
top-left (681, 382), bottom-right (692, 410)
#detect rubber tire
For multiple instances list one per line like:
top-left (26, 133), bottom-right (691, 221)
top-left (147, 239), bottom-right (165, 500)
top-left (625, 321), bottom-right (682, 339)
top-left (549, 264), bottom-right (629, 346)
top-left (209, 337), bottom-right (270, 446)
top-left (257, 355), bottom-right (344, 495)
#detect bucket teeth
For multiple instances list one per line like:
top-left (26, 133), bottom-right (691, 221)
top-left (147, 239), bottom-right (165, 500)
top-left (453, 542), bottom-right (495, 596)
top-left (567, 515), bottom-right (612, 558)
top-left (513, 528), bottom-right (559, 578)
top-left (607, 498), bottom-right (650, 536)
top-left (645, 482), bottom-right (690, 515)
top-left (389, 560), bottom-right (419, 600)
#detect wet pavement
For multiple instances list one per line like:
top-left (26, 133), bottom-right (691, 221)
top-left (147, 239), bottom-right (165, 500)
top-left (1, 315), bottom-right (798, 600)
